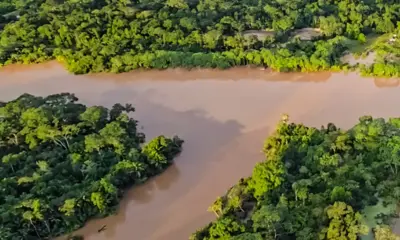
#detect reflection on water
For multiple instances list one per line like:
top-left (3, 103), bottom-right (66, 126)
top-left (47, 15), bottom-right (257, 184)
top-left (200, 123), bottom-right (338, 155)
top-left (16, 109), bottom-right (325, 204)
top-left (374, 78), bottom-right (400, 88)
top-left (0, 62), bottom-right (400, 240)
top-left (87, 67), bottom-right (333, 83)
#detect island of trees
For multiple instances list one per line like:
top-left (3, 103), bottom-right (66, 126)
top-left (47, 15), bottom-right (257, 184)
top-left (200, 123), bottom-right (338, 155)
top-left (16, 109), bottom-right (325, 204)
top-left (0, 93), bottom-right (183, 239)
top-left (191, 116), bottom-right (400, 240)
top-left (0, 0), bottom-right (399, 76)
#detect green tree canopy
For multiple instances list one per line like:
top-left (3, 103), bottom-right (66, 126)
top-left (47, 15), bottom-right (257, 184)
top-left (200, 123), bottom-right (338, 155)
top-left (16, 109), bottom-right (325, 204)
top-left (192, 116), bottom-right (400, 240)
top-left (0, 93), bottom-right (183, 239)
top-left (0, 0), bottom-right (399, 76)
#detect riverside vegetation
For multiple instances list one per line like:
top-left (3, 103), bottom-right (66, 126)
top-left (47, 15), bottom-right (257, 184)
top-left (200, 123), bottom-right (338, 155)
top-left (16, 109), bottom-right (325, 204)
top-left (0, 0), bottom-right (399, 76)
top-left (192, 116), bottom-right (400, 240)
top-left (0, 93), bottom-right (183, 239)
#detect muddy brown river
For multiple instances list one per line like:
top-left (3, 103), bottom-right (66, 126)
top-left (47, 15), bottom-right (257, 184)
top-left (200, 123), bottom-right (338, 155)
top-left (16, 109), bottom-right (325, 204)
top-left (1, 62), bottom-right (400, 240)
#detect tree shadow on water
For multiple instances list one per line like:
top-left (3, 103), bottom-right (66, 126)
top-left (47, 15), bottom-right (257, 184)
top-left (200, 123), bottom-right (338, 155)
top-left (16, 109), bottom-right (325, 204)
top-left (125, 162), bottom-right (181, 205)
top-left (71, 87), bottom-right (244, 240)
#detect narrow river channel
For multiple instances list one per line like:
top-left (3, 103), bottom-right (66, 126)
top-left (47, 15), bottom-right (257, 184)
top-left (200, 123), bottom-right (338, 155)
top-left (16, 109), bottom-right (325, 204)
top-left (1, 62), bottom-right (400, 240)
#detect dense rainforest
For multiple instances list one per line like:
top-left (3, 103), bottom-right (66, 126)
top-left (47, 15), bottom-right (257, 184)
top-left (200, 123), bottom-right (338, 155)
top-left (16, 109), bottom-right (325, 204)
top-left (0, 0), bottom-right (399, 76)
top-left (0, 93), bottom-right (183, 239)
top-left (191, 116), bottom-right (400, 240)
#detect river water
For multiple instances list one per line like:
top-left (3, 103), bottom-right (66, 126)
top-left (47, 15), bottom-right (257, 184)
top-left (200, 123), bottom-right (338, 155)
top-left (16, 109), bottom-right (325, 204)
top-left (1, 62), bottom-right (400, 240)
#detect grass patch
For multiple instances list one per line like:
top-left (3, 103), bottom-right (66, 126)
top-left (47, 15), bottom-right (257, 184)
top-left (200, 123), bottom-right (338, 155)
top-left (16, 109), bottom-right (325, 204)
top-left (345, 33), bottom-right (389, 57)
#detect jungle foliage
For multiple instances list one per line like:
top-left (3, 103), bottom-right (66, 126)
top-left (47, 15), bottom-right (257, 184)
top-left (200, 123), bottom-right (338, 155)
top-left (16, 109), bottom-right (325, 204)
top-left (359, 27), bottom-right (400, 78)
top-left (0, 0), bottom-right (399, 76)
top-left (0, 93), bottom-right (183, 239)
top-left (192, 116), bottom-right (400, 240)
